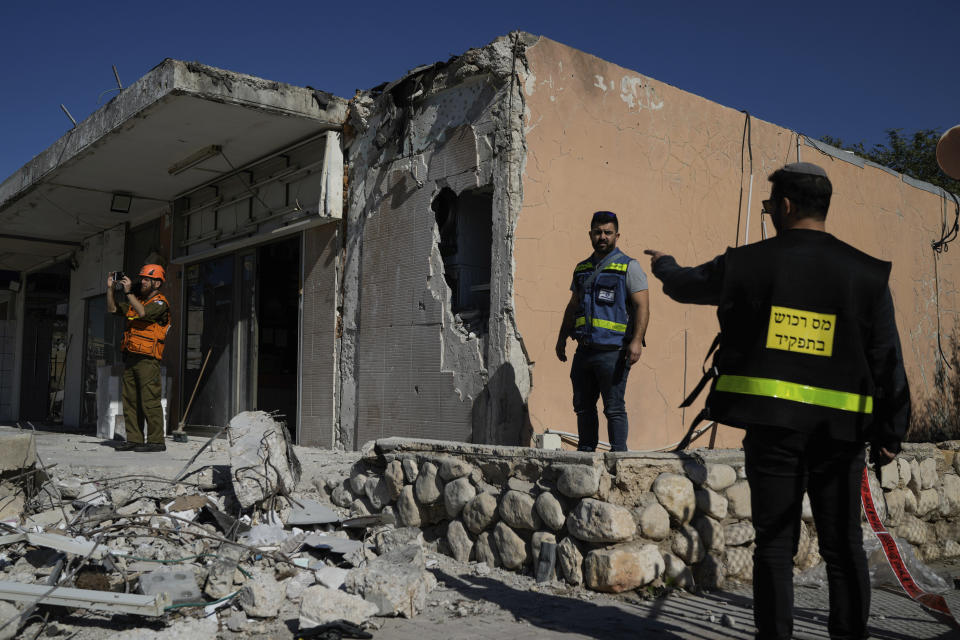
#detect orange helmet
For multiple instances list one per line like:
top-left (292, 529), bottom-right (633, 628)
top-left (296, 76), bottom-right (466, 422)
top-left (139, 264), bottom-right (166, 282)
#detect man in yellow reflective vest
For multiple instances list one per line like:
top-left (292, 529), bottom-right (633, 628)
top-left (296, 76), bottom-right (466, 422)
top-left (106, 263), bottom-right (171, 453)
top-left (556, 210), bottom-right (650, 451)
top-left (646, 163), bottom-right (910, 640)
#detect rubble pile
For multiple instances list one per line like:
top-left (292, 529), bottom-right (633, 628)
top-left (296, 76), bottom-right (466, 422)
top-left (332, 438), bottom-right (960, 594)
top-left (0, 414), bottom-right (436, 639)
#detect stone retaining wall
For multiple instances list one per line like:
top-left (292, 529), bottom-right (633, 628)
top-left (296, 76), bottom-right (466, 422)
top-left (323, 438), bottom-right (960, 593)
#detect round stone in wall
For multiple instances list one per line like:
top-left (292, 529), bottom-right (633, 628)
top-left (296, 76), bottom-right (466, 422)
top-left (440, 458), bottom-right (474, 482)
top-left (557, 465), bottom-right (600, 498)
top-left (557, 537), bottom-right (583, 586)
top-left (583, 543), bottom-right (664, 593)
top-left (443, 477), bottom-right (476, 519)
top-left (725, 546), bottom-right (753, 581)
top-left (446, 520), bottom-right (473, 563)
top-left (566, 498), bottom-right (636, 543)
top-left (492, 522), bottom-right (527, 569)
top-left (415, 462), bottom-right (443, 505)
top-left (534, 492), bottom-right (566, 531)
top-left (402, 457), bottom-right (419, 483)
top-left (725, 481), bottom-right (752, 519)
top-left (397, 485), bottom-right (421, 527)
top-left (638, 502), bottom-right (670, 541)
top-left (694, 487), bottom-right (728, 520)
top-left (723, 522), bottom-right (755, 547)
top-left (652, 473), bottom-right (696, 524)
top-left (384, 460), bottom-right (404, 499)
top-left (670, 524), bottom-right (705, 564)
top-left (499, 490), bottom-right (542, 530)
top-left (475, 531), bottom-right (500, 568)
top-left (462, 492), bottom-right (498, 534)
top-left (704, 464), bottom-right (736, 491)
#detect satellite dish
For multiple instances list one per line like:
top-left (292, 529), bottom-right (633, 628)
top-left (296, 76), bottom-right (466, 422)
top-left (937, 124), bottom-right (960, 180)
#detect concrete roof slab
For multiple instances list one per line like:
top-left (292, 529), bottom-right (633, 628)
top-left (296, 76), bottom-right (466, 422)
top-left (0, 59), bottom-right (347, 272)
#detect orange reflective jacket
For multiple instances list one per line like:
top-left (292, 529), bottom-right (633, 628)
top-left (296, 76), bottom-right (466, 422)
top-left (121, 293), bottom-right (171, 359)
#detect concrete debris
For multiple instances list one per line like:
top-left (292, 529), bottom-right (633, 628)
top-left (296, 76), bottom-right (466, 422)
top-left (228, 411), bottom-right (301, 509)
top-left (299, 585), bottom-right (379, 628)
top-left (138, 566), bottom-right (203, 604)
top-left (344, 544), bottom-right (437, 618)
top-left (239, 567), bottom-right (287, 618)
top-left (287, 497), bottom-right (340, 526)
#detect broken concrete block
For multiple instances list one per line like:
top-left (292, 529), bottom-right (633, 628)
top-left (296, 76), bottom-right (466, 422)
top-left (302, 533), bottom-right (365, 555)
top-left (375, 527), bottom-right (424, 555)
top-left (0, 433), bottom-right (36, 472)
top-left (286, 498), bottom-right (340, 526)
top-left (284, 570), bottom-right (316, 603)
top-left (228, 411), bottom-right (301, 509)
top-left (331, 481), bottom-right (354, 509)
top-left (117, 498), bottom-right (157, 517)
top-left (53, 477), bottom-right (83, 500)
top-left (0, 600), bottom-right (18, 640)
top-left (224, 609), bottom-right (247, 632)
top-left (204, 543), bottom-right (243, 599)
top-left (139, 566), bottom-right (202, 604)
top-left (314, 566), bottom-right (350, 590)
top-left (299, 585), bottom-right (378, 628)
top-left (0, 490), bottom-right (24, 522)
top-left (239, 567), bottom-right (286, 618)
top-left (344, 544), bottom-right (437, 618)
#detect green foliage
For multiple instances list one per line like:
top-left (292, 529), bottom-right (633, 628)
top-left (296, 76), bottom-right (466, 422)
top-left (820, 129), bottom-right (960, 195)
top-left (907, 327), bottom-right (960, 442)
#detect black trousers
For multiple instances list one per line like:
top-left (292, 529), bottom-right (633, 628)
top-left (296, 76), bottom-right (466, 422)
top-left (743, 425), bottom-right (869, 640)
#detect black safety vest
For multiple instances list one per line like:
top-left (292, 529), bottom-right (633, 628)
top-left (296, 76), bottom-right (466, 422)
top-left (705, 230), bottom-right (890, 438)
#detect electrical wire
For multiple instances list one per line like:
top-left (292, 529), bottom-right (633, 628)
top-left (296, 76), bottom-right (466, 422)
top-left (931, 192), bottom-right (958, 370)
top-left (734, 111), bottom-right (753, 247)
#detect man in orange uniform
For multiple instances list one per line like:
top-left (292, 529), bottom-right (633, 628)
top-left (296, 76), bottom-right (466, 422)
top-left (106, 263), bottom-right (171, 452)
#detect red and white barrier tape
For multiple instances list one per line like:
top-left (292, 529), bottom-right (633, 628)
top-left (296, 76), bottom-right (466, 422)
top-left (860, 467), bottom-right (959, 627)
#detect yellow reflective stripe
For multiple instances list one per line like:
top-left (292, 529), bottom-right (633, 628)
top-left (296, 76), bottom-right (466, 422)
top-left (573, 317), bottom-right (626, 332)
top-left (603, 263), bottom-right (628, 272)
top-left (574, 263), bottom-right (594, 273)
top-left (715, 375), bottom-right (873, 414)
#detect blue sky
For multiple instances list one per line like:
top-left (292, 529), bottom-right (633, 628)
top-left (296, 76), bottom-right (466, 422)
top-left (0, 0), bottom-right (956, 180)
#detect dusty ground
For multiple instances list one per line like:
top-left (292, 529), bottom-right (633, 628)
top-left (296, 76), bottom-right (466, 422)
top-left (3, 425), bottom-right (959, 640)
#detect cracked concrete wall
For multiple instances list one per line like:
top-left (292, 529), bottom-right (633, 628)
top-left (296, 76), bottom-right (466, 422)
top-left (340, 35), bottom-right (536, 449)
top-left (516, 37), bottom-right (959, 450)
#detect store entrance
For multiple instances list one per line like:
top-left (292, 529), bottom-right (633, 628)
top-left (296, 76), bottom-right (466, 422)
top-left (19, 262), bottom-right (70, 423)
top-left (250, 237), bottom-right (300, 440)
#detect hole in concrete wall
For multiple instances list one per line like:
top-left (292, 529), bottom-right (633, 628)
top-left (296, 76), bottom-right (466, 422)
top-left (431, 186), bottom-right (493, 336)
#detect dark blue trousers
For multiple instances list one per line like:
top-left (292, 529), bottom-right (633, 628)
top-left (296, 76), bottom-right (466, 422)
top-left (744, 425), bottom-right (869, 640)
top-left (570, 347), bottom-right (630, 451)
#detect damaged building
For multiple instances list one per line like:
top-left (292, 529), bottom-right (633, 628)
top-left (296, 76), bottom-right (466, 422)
top-left (0, 33), bottom-right (957, 451)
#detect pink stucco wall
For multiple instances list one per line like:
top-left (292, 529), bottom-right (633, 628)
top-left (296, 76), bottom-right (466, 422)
top-left (515, 37), bottom-right (959, 450)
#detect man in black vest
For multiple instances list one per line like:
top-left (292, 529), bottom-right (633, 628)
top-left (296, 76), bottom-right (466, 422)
top-left (645, 163), bottom-right (910, 640)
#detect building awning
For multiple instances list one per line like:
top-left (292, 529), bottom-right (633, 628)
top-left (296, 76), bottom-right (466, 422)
top-left (0, 59), bottom-right (348, 273)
